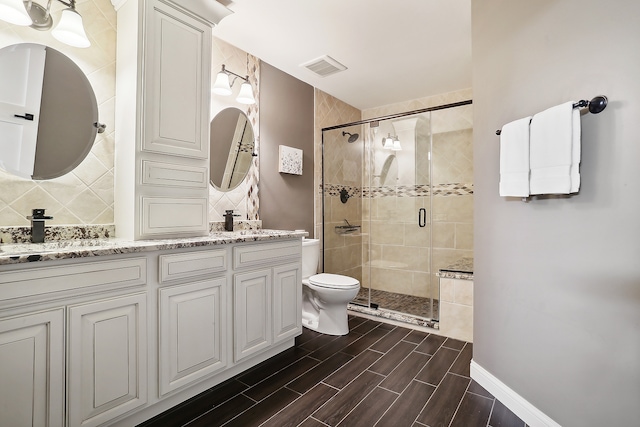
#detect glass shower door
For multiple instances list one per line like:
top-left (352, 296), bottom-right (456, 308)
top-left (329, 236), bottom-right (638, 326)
top-left (321, 100), bottom-right (473, 325)
top-left (362, 114), bottom-right (435, 320)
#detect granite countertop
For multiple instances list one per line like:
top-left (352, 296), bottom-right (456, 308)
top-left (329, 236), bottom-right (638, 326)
top-left (0, 229), bottom-right (307, 266)
top-left (437, 257), bottom-right (474, 280)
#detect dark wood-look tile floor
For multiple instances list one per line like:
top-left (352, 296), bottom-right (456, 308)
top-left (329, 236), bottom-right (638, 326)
top-left (138, 316), bottom-right (527, 427)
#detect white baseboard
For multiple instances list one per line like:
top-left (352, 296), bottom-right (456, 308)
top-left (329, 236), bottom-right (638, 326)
top-left (470, 360), bottom-right (562, 427)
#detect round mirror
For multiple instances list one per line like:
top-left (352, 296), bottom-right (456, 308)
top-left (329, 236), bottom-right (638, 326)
top-left (0, 43), bottom-right (100, 180)
top-left (209, 107), bottom-right (255, 191)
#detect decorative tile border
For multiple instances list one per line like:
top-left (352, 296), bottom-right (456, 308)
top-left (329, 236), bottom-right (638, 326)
top-left (245, 54), bottom-right (260, 221)
top-left (323, 183), bottom-right (361, 198)
top-left (322, 183), bottom-right (473, 198)
top-left (432, 183), bottom-right (474, 196)
top-left (365, 185), bottom-right (430, 198)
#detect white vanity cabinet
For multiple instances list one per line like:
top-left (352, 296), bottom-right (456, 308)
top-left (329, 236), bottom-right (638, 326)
top-left (233, 240), bottom-right (302, 362)
top-left (114, 0), bottom-right (214, 240)
top-left (0, 235), bottom-right (303, 427)
top-left (0, 308), bottom-right (65, 427)
top-left (0, 256), bottom-right (148, 427)
top-left (157, 249), bottom-right (228, 396)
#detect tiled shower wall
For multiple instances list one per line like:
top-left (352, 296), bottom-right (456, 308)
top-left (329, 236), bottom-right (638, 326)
top-left (314, 89), bottom-right (361, 273)
top-left (322, 128), bottom-right (364, 283)
top-left (0, 6), bottom-right (260, 229)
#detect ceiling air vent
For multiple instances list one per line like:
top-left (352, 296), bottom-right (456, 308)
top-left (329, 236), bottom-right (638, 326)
top-left (300, 55), bottom-right (347, 77)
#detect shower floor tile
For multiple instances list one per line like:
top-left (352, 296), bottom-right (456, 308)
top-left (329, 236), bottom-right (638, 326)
top-left (137, 318), bottom-right (528, 427)
top-left (353, 287), bottom-right (439, 320)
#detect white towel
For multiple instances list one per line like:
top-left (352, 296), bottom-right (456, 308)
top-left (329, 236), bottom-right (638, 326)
top-left (570, 108), bottom-right (581, 192)
top-left (499, 116), bottom-right (532, 197)
top-left (529, 101), bottom-right (581, 194)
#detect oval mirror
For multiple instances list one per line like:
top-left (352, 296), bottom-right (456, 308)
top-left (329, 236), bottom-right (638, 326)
top-left (0, 43), bottom-right (100, 180)
top-left (209, 107), bottom-right (255, 191)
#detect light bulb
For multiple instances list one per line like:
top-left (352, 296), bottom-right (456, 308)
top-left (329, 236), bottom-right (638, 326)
top-left (383, 134), bottom-right (393, 149)
top-left (212, 71), bottom-right (232, 95)
top-left (236, 81), bottom-right (255, 104)
top-left (0, 0), bottom-right (32, 26)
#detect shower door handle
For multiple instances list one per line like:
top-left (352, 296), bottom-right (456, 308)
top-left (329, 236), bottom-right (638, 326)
top-left (418, 208), bottom-right (426, 227)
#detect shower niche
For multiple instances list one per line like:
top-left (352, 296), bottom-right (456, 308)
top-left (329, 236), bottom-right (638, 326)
top-left (321, 101), bottom-right (473, 325)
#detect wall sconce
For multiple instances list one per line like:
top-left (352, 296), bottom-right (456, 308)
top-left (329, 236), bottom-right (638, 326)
top-left (0, 0), bottom-right (90, 48)
top-left (383, 133), bottom-right (402, 151)
top-left (212, 64), bottom-right (256, 105)
top-left (391, 136), bottom-right (402, 151)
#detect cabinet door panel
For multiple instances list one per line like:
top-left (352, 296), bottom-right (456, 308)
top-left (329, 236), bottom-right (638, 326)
top-left (93, 315), bottom-right (130, 406)
top-left (159, 249), bottom-right (227, 283)
top-left (144, 0), bottom-right (210, 158)
top-left (141, 196), bottom-right (208, 237)
top-left (273, 263), bottom-right (302, 343)
top-left (141, 160), bottom-right (208, 188)
top-left (67, 293), bottom-right (147, 427)
top-left (159, 278), bottom-right (227, 396)
top-left (0, 309), bottom-right (64, 427)
top-left (233, 240), bottom-right (301, 270)
top-left (234, 269), bottom-right (271, 362)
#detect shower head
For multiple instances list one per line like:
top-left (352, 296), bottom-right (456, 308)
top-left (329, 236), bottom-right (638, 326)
top-left (343, 131), bottom-right (359, 143)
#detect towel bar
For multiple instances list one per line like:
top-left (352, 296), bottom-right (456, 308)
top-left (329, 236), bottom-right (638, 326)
top-left (495, 95), bottom-right (608, 135)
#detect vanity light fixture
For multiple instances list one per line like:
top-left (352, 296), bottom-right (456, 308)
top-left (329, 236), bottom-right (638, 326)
top-left (383, 133), bottom-right (394, 149)
top-left (0, 0), bottom-right (90, 48)
top-left (212, 64), bottom-right (256, 105)
top-left (391, 136), bottom-right (402, 151)
top-left (382, 133), bottom-right (402, 151)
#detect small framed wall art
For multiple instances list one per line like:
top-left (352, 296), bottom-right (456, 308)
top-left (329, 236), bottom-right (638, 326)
top-left (278, 145), bottom-right (303, 175)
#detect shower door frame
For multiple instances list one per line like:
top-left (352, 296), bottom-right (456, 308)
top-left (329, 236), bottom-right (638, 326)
top-left (321, 99), bottom-right (473, 322)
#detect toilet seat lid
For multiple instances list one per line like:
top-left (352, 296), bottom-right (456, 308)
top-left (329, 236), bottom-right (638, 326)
top-left (308, 273), bottom-right (360, 289)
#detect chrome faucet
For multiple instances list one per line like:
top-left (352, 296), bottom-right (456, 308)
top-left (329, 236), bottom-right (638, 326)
top-left (27, 209), bottom-right (53, 243)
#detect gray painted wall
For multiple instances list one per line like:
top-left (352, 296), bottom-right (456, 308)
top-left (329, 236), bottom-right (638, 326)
top-left (259, 61), bottom-right (315, 233)
top-left (472, 1), bottom-right (640, 426)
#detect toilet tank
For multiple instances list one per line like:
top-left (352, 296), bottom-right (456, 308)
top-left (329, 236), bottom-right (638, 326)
top-left (301, 238), bottom-right (320, 279)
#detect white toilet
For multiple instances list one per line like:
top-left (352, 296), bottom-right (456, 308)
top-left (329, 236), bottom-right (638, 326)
top-left (301, 238), bottom-right (360, 335)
